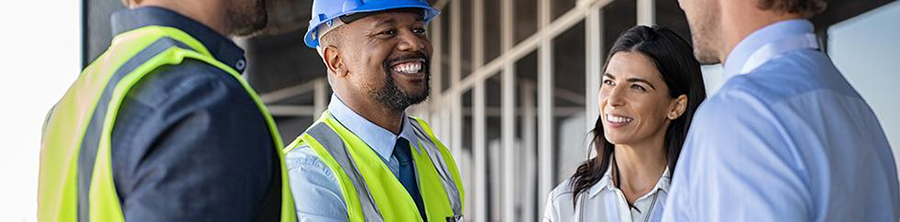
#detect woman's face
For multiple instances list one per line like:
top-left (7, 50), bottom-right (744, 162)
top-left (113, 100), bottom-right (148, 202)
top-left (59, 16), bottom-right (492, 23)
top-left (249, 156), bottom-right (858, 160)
top-left (599, 52), bottom-right (686, 146)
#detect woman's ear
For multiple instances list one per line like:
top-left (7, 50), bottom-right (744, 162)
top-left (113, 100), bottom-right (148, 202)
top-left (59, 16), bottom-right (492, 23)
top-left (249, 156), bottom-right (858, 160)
top-left (323, 45), bottom-right (348, 78)
top-left (668, 94), bottom-right (688, 120)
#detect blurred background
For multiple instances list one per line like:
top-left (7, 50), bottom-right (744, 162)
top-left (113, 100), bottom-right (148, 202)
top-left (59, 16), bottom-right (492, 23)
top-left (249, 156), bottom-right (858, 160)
top-left (2, 0), bottom-right (899, 221)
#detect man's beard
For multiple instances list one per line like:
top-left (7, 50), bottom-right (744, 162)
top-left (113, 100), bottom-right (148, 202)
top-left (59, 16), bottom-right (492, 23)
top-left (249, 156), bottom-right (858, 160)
top-left (226, 0), bottom-right (268, 37)
top-left (686, 2), bottom-right (722, 65)
top-left (373, 52), bottom-right (431, 112)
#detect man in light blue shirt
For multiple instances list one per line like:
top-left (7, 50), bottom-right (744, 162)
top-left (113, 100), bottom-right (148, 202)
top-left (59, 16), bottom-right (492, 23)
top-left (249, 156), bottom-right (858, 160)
top-left (663, 0), bottom-right (900, 221)
top-left (285, 94), bottom-right (422, 221)
top-left (283, 1), bottom-right (464, 221)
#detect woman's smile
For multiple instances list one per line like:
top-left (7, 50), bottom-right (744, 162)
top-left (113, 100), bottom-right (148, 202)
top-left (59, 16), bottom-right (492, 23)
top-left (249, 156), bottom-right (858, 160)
top-left (605, 113), bottom-right (635, 128)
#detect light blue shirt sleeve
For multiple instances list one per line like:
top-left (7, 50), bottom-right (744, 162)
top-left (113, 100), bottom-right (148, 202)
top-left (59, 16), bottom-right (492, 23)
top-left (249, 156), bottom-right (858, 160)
top-left (285, 145), bottom-right (349, 222)
top-left (285, 94), bottom-right (417, 222)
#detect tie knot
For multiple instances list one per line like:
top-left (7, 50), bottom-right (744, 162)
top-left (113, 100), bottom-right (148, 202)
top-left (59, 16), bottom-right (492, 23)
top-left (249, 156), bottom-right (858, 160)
top-left (393, 137), bottom-right (412, 163)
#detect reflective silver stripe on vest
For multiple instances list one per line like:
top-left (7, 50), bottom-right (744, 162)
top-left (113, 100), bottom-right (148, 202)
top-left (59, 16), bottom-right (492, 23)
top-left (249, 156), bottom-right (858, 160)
top-left (307, 119), bottom-right (464, 220)
top-left (307, 123), bottom-right (384, 222)
top-left (408, 118), bottom-right (464, 217)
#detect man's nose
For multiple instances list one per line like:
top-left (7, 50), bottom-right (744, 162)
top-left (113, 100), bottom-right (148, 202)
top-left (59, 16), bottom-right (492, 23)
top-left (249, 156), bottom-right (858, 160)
top-left (397, 30), bottom-right (426, 52)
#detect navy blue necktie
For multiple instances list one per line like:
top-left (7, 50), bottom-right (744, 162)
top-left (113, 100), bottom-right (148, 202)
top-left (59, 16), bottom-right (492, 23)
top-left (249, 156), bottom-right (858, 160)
top-left (393, 137), bottom-right (427, 221)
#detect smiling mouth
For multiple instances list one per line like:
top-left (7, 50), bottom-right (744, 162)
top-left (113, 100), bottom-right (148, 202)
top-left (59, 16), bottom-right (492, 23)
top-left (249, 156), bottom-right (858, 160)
top-left (605, 113), bottom-right (634, 126)
top-left (391, 59), bottom-right (426, 75)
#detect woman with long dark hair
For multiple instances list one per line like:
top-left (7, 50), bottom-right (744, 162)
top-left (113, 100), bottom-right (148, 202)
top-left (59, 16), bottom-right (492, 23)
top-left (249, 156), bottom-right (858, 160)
top-left (542, 26), bottom-right (706, 222)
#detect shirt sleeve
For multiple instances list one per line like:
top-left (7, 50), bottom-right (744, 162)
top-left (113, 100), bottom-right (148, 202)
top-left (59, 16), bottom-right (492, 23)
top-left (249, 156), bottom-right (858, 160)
top-left (662, 93), bottom-right (810, 222)
top-left (285, 144), bottom-right (350, 222)
top-left (541, 190), bottom-right (560, 222)
top-left (110, 61), bottom-right (279, 221)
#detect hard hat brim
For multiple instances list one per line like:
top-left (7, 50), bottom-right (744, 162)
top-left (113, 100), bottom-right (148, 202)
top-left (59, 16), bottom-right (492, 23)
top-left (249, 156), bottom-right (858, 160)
top-left (304, 2), bottom-right (440, 48)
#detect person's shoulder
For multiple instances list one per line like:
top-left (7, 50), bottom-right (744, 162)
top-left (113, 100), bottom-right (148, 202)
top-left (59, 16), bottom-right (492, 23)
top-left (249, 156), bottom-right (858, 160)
top-left (547, 179), bottom-right (577, 206)
top-left (284, 143), bottom-right (331, 172)
top-left (693, 86), bottom-right (770, 123)
top-left (729, 50), bottom-right (852, 104)
top-left (125, 59), bottom-right (247, 108)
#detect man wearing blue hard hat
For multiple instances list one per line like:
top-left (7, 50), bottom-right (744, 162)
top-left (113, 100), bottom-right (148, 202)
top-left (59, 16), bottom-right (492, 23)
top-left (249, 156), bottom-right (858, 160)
top-left (284, 0), bottom-right (465, 222)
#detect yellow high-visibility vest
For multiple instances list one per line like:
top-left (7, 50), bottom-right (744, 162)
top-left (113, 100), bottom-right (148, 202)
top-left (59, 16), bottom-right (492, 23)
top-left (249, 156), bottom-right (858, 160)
top-left (284, 111), bottom-right (465, 222)
top-left (37, 26), bottom-right (296, 222)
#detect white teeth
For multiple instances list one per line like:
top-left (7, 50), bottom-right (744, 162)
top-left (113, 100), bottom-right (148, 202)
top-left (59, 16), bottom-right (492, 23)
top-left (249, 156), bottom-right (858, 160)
top-left (393, 61), bottom-right (422, 74)
top-left (605, 114), bottom-right (634, 124)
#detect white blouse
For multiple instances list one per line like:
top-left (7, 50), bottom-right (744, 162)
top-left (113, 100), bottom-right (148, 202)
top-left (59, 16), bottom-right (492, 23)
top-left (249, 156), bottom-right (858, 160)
top-left (542, 166), bottom-right (670, 222)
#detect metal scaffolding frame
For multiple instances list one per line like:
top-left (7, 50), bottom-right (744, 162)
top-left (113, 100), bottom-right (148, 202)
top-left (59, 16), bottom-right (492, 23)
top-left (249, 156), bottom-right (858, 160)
top-left (426, 0), bottom-right (641, 221)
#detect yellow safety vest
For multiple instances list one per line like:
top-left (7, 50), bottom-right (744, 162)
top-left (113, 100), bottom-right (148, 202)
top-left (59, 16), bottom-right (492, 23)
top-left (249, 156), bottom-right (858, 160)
top-left (37, 26), bottom-right (296, 222)
top-left (284, 111), bottom-right (465, 222)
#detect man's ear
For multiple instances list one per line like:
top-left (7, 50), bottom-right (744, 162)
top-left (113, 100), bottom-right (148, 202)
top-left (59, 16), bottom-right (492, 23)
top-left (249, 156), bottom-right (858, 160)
top-left (323, 45), bottom-right (348, 78)
top-left (668, 94), bottom-right (688, 120)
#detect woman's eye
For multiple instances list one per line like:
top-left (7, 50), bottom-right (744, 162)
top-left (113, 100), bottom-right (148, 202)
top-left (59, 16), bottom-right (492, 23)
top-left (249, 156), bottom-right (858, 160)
top-left (602, 79), bottom-right (615, 86)
top-left (631, 84), bottom-right (647, 91)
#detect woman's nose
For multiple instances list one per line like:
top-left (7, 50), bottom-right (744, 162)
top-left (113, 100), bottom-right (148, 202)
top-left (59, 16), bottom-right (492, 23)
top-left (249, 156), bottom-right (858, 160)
top-left (606, 87), bottom-right (626, 107)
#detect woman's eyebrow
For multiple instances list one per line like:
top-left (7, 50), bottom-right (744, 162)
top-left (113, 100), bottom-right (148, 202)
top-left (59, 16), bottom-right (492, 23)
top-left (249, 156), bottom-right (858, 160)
top-left (603, 73), bottom-right (615, 79)
top-left (626, 77), bottom-right (656, 90)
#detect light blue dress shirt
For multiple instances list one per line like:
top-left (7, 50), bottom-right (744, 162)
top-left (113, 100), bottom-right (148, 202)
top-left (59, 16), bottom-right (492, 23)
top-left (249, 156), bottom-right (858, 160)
top-left (285, 94), bottom-right (421, 222)
top-left (661, 20), bottom-right (900, 222)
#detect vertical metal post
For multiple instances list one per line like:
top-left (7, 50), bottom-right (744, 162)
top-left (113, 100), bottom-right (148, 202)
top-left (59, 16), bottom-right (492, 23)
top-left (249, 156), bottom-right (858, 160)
top-left (431, 15), bottom-right (444, 124)
top-left (521, 82), bottom-right (537, 222)
top-left (500, 0), bottom-right (517, 220)
top-left (637, 0), bottom-right (655, 26)
top-left (473, 82), bottom-right (486, 222)
top-left (537, 0), bottom-right (555, 211)
top-left (313, 78), bottom-right (327, 119)
top-left (471, 0), bottom-right (487, 220)
top-left (450, 0), bottom-right (463, 164)
top-left (585, 6), bottom-right (603, 146)
top-left (448, 0), bottom-right (469, 219)
top-left (472, 0), bottom-right (485, 68)
top-left (441, 108), bottom-right (452, 148)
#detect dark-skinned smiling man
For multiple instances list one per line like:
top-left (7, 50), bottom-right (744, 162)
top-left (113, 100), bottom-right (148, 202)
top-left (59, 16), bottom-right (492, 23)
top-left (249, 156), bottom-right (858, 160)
top-left (283, 0), bottom-right (465, 222)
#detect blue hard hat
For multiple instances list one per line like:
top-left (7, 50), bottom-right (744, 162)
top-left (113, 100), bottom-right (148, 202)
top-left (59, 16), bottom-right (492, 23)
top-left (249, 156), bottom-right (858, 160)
top-left (304, 0), bottom-right (440, 48)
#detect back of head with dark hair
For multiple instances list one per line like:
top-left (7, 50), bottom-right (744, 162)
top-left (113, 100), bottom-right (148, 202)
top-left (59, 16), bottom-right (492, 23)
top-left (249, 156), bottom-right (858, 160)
top-left (568, 25), bottom-right (707, 206)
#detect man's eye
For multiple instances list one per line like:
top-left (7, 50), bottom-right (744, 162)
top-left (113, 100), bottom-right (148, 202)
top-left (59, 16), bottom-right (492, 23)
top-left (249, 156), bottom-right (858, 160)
top-left (380, 29), bottom-right (397, 35)
top-left (413, 28), bottom-right (427, 34)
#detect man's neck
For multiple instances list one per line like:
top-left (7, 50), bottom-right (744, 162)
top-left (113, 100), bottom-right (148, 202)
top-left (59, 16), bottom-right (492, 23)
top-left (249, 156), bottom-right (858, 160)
top-left (718, 2), bottom-right (804, 63)
top-left (134, 0), bottom-right (229, 36)
top-left (336, 91), bottom-right (405, 135)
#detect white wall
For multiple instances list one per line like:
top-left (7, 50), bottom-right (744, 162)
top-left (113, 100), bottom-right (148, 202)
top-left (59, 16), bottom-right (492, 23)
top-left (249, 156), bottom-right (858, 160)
top-left (0, 1), bottom-right (81, 221)
top-left (828, 1), bottom-right (900, 176)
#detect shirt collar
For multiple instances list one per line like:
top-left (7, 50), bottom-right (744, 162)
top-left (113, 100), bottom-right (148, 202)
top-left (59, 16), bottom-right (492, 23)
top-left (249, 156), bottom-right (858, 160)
top-left (110, 6), bottom-right (248, 73)
top-left (588, 161), bottom-right (672, 198)
top-left (723, 19), bottom-right (816, 78)
top-left (328, 94), bottom-right (421, 160)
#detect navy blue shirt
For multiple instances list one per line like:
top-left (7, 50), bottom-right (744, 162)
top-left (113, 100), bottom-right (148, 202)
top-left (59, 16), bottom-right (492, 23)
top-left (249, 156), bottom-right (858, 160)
top-left (108, 7), bottom-right (280, 221)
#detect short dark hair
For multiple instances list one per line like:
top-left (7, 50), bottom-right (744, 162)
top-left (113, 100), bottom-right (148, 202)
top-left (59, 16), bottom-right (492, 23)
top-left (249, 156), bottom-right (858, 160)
top-left (568, 26), bottom-right (707, 206)
top-left (757, 0), bottom-right (827, 17)
top-left (319, 25), bottom-right (344, 49)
